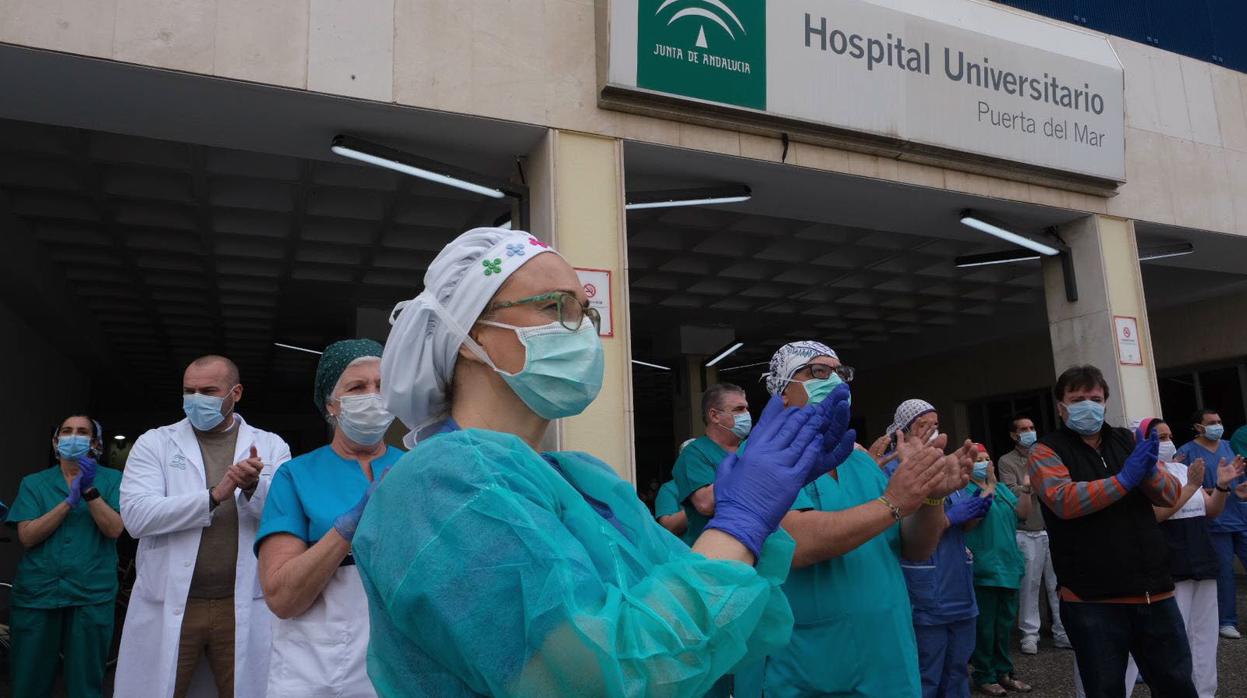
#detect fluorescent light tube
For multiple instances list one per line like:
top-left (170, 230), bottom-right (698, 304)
top-left (331, 140), bottom-right (507, 199)
top-left (631, 359), bottom-right (672, 371)
top-left (705, 342), bottom-right (744, 367)
top-left (1139, 242), bottom-right (1195, 261)
top-left (954, 250), bottom-right (1043, 268)
top-left (626, 195), bottom-right (751, 210)
top-left (274, 342), bottom-right (323, 356)
top-left (960, 214), bottom-right (1060, 257)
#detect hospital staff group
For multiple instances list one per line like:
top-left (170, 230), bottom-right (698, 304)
top-left (4, 225), bottom-right (1236, 698)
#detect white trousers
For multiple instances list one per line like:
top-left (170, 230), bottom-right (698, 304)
top-left (1074, 579), bottom-right (1218, 698)
top-left (1016, 530), bottom-right (1066, 641)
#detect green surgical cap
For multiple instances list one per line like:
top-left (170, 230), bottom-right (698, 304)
top-left (314, 338), bottom-right (384, 417)
top-left (1232, 425), bottom-right (1247, 460)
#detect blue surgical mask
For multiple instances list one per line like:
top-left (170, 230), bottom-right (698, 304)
top-left (1018, 431), bottom-right (1038, 448)
top-left (730, 412), bottom-right (753, 439)
top-left (1064, 400), bottom-right (1105, 436)
top-left (56, 434), bottom-right (91, 460)
top-left (1203, 424), bottom-right (1225, 441)
top-left (973, 461), bottom-right (990, 480)
top-left (478, 318), bottom-right (604, 420)
top-left (184, 392), bottom-right (228, 431)
top-left (802, 374), bottom-right (845, 406)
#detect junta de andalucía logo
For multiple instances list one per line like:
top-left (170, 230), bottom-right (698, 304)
top-left (636, 0), bottom-right (767, 110)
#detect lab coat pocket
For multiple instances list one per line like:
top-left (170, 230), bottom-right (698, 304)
top-left (132, 544), bottom-right (168, 602)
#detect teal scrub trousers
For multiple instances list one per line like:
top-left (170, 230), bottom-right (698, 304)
top-left (10, 601), bottom-right (114, 698)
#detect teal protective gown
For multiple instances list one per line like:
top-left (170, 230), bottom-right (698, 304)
top-left (353, 428), bottom-right (796, 697)
top-left (735, 450), bottom-right (922, 698)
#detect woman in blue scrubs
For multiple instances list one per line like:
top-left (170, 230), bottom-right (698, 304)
top-left (352, 227), bottom-right (856, 697)
top-left (256, 339), bottom-right (403, 697)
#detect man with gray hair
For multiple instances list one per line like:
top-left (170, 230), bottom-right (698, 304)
top-left (115, 355), bottom-right (291, 698)
top-left (672, 383), bottom-right (753, 546)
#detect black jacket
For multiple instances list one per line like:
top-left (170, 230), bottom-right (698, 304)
top-left (1039, 424), bottom-right (1174, 600)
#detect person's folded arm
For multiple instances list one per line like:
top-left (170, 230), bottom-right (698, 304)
top-left (1027, 444), bottom-right (1128, 520)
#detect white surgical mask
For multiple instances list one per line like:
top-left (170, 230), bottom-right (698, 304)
top-left (333, 393), bottom-right (395, 446)
top-left (1158, 440), bottom-right (1178, 462)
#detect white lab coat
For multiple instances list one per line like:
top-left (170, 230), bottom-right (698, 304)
top-left (116, 415), bottom-right (291, 698)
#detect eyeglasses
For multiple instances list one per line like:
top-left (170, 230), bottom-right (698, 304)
top-left (486, 291), bottom-right (601, 332)
top-left (796, 363), bottom-right (855, 383)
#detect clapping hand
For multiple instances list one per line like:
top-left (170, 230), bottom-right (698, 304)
top-left (1217, 456), bottom-right (1246, 490)
top-left (947, 495), bottom-right (992, 527)
top-left (929, 439), bottom-right (976, 500)
top-left (811, 384), bottom-right (857, 483)
top-left (229, 446), bottom-right (264, 490)
top-left (1187, 458), bottom-right (1206, 491)
top-left (883, 430), bottom-right (950, 517)
top-left (76, 456), bottom-right (99, 489)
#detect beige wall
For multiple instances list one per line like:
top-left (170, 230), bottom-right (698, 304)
top-left (3, 0), bottom-right (1246, 237)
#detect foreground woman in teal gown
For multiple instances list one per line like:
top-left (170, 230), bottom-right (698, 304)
top-left (352, 227), bottom-right (856, 697)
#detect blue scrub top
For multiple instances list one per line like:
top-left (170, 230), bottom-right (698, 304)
top-left (256, 444), bottom-right (405, 553)
top-left (898, 489), bottom-right (979, 626)
top-left (1180, 439), bottom-right (1247, 533)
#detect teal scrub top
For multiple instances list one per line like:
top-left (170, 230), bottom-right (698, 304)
top-left (256, 444), bottom-right (405, 553)
top-left (672, 435), bottom-right (728, 545)
top-left (654, 480), bottom-right (681, 519)
top-left (353, 428), bottom-right (797, 698)
top-left (736, 450), bottom-right (922, 698)
top-left (5, 465), bottom-right (122, 608)
top-left (964, 483), bottom-right (1025, 589)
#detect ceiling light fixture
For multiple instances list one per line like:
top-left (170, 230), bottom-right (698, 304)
top-left (960, 211), bottom-right (1061, 257)
top-left (1138, 242), bottom-right (1195, 262)
top-left (705, 342), bottom-right (745, 367)
top-left (274, 342), bottom-right (323, 356)
top-left (718, 360), bottom-right (770, 373)
top-left (626, 185), bottom-right (752, 211)
top-left (114, 434), bottom-right (126, 441)
top-left (954, 250), bottom-right (1043, 268)
top-left (631, 359), bottom-right (672, 371)
top-left (331, 135), bottom-right (515, 199)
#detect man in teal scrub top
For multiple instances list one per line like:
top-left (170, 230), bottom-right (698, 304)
top-left (654, 480), bottom-right (688, 537)
top-left (737, 341), bottom-right (976, 698)
top-left (672, 383), bottom-right (752, 544)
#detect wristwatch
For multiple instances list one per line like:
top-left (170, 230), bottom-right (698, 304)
top-left (82, 487), bottom-right (101, 502)
top-left (208, 488), bottom-right (221, 511)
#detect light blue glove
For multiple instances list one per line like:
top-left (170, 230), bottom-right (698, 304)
top-left (65, 474), bottom-right (84, 507)
top-left (1118, 434), bottom-right (1159, 491)
top-left (815, 383), bottom-right (857, 484)
top-left (77, 456), bottom-right (99, 490)
top-left (947, 495), bottom-right (992, 527)
top-left (706, 394), bottom-right (827, 558)
top-left (333, 466), bottom-right (392, 543)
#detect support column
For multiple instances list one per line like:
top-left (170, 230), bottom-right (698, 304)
top-left (526, 129), bottom-right (635, 482)
top-left (1043, 214), bottom-right (1161, 427)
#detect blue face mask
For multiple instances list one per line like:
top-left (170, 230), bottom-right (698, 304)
top-left (730, 412), bottom-right (753, 439)
top-left (973, 461), bottom-right (990, 480)
top-left (1203, 424), bottom-right (1224, 441)
top-left (184, 392), bottom-right (229, 432)
top-left (56, 434), bottom-right (91, 460)
top-left (1064, 400), bottom-right (1105, 436)
top-left (802, 374), bottom-right (845, 406)
top-left (1018, 431), bottom-right (1037, 448)
top-left (478, 318), bottom-right (604, 420)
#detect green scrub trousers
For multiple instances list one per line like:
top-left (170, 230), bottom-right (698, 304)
top-left (5, 465), bottom-right (122, 698)
top-left (10, 602), bottom-right (115, 698)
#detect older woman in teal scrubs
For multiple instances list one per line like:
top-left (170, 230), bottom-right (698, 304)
top-left (256, 339), bottom-right (404, 697)
top-left (351, 227), bottom-right (858, 697)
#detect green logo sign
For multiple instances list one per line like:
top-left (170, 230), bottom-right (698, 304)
top-left (637, 0), bottom-right (766, 110)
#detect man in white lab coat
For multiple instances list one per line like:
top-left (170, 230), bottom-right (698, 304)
top-left (116, 355), bottom-right (291, 698)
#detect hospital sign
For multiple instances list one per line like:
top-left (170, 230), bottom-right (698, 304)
top-left (607, 0), bottom-right (1126, 182)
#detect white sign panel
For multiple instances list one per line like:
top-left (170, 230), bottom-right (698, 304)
top-left (576, 268), bottom-right (614, 337)
top-left (1114, 316), bottom-right (1142, 366)
top-left (607, 0), bottom-right (1126, 181)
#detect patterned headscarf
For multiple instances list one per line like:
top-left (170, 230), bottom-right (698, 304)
top-left (382, 227), bottom-right (558, 445)
top-left (887, 399), bottom-right (937, 436)
top-left (314, 338), bottom-right (384, 418)
top-left (763, 340), bottom-right (838, 396)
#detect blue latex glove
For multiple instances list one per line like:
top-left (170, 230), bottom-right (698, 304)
top-left (947, 494), bottom-right (992, 527)
top-left (1118, 434), bottom-right (1159, 491)
top-left (706, 394), bottom-right (827, 558)
top-left (815, 383), bottom-right (858, 484)
top-left (77, 456), bottom-right (99, 489)
top-left (65, 474), bottom-right (84, 507)
top-left (333, 465), bottom-right (393, 543)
